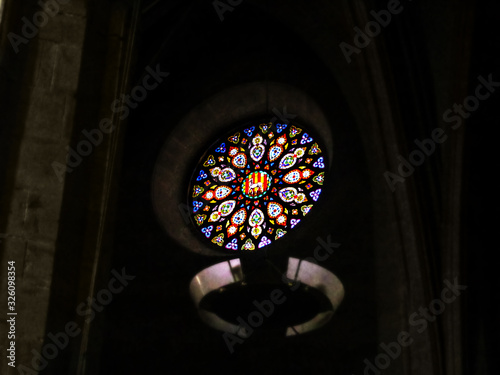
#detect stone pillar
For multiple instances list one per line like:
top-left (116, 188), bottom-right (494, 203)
top-left (0, 0), bottom-right (87, 372)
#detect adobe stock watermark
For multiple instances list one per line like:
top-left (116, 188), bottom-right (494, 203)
top-left (339, 0), bottom-right (409, 63)
top-left (223, 235), bottom-right (340, 353)
top-left (8, 0), bottom-right (70, 54)
top-left (51, 65), bottom-right (169, 182)
top-left (384, 74), bottom-right (499, 192)
top-left (270, 106), bottom-right (297, 125)
top-left (16, 268), bottom-right (135, 375)
top-left (357, 278), bottom-right (466, 375)
top-left (212, 0), bottom-right (243, 22)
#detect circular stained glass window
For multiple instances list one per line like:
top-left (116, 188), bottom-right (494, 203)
top-left (188, 121), bottom-right (327, 252)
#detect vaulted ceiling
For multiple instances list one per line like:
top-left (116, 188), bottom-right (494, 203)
top-left (1, 0), bottom-right (497, 374)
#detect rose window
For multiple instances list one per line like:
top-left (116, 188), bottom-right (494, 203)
top-left (188, 121), bottom-right (326, 252)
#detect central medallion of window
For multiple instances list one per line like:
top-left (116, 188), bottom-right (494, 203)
top-left (242, 171), bottom-right (271, 199)
top-left (188, 121), bottom-right (327, 253)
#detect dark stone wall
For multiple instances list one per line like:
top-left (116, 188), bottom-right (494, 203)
top-left (0, 0), bottom-right (497, 374)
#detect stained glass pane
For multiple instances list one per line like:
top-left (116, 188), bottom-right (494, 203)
top-left (188, 122), bottom-right (327, 252)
